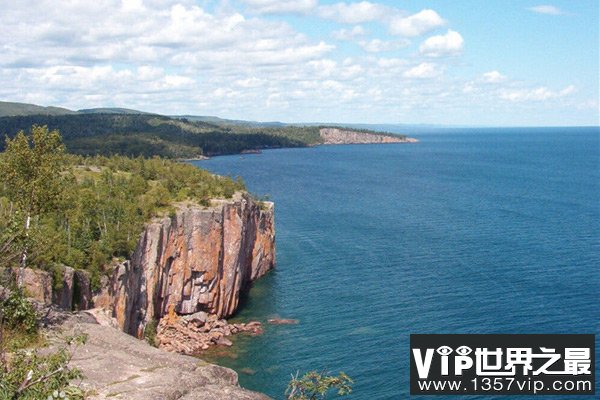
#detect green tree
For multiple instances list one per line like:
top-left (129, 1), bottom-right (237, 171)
top-left (286, 371), bottom-right (353, 400)
top-left (0, 215), bottom-right (22, 270)
top-left (0, 125), bottom-right (65, 286)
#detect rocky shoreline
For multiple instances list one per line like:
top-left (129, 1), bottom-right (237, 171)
top-left (319, 127), bottom-right (418, 145)
top-left (185, 128), bottom-right (417, 160)
top-left (156, 308), bottom-right (264, 354)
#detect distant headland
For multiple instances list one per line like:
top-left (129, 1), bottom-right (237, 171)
top-left (0, 101), bottom-right (417, 159)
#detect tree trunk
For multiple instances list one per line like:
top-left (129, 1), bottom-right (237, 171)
top-left (17, 213), bottom-right (30, 287)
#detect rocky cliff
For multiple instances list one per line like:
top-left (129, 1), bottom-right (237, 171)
top-left (109, 192), bottom-right (275, 337)
top-left (19, 192), bottom-right (275, 341)
top-left (16, 192), bottom-right (275, 398)
top-left (319, 127), bottom-right (418, 144)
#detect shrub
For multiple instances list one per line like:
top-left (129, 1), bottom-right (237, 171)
top-left (286, 371), bottom-right (353, 400)
top-left (0, 287), bottom-right (37, 334)
top-left (0, 334), bottom-right (87, 400)
top-left (144, 318), bottom-right (158, 347)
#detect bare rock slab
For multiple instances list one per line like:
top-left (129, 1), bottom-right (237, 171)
top-left (58, 317), bottom-right (270, 400)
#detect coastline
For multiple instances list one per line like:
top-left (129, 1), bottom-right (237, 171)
top-left (187, 133), bottom-right (419, 161)
top-left (17, 193), bottom-right (277, 398)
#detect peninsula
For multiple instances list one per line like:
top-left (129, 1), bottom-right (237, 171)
top-left (0, 101), bottom-right (417, 159)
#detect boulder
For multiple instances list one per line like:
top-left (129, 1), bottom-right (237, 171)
top-left (21, 268), bottom-right (52, 304)
top-left (183, 311), bottom-right (209, 326)
top-left (217, 337), bottom-right (233, 347)
top-left (267, 318), bottom-right (299, 325)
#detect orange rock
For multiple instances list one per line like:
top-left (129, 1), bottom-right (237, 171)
top-left (108, 193), bottom-right (275, 338)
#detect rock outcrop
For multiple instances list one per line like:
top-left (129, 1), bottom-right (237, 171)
top-left (21, 267), bottom-right (53, 304)
top-left (18, 192), bottom-right (275, 345)
top-left (19, 266), bottom-right (92, 310)
top-left (15, 192), bottom-right (276, 398)
top-left (55, 314), bottom-right (270, 400)
top-left (109, 192), bottom-right (275, 338)
top-left (320, 127), bottom-right (418, 144)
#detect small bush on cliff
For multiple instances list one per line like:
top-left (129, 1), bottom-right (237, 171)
top-left (252, 193), bottom-right (272, 211)
top-left (0, 278), bottom-right (44, 351)
top-left (144, 318), bottom-right (158, 347)
top-left (286, 371), bottom-right (353, 400)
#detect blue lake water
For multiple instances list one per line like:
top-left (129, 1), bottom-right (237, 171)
top-left (192, 127), bottom-right (599, 399)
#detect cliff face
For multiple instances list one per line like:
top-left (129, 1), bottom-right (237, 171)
top-left (110, 193), bottom-right (275, 337)
top-left (319, 127), bottom-right (418, 144)
top-left (18, 266), bottom-right (91, 310)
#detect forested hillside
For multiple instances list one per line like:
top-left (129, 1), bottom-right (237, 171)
top-left (0, 126), bottom-right (245, 289)
top-left (0, 101), bottom-right (406, 158)
top-left (0, 101), bottom-right (75, 117)
top-left (0, 113), bottom-right (322, 157)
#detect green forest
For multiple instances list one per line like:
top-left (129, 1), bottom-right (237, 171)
top-left (0, 125), bottom-right (245, 289)
top-left (0, 113), bottom-right (322, 158)
top-left (0, 112), bottom-right (405, 158)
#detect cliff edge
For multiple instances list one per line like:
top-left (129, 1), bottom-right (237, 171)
top-left (103, 192), bottom-right (275, 338)
top-left (319, 127), bottom-right (418, 144)
top-left (22, 192), bottom-right (275, 398)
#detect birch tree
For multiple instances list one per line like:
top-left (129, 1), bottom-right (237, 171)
top-left (0, 125), bottom-right (65, 286)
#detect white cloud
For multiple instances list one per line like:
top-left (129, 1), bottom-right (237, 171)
top-left (0, 0), bottom-right (342, 116)
top-left (1, 0), bottom-right (334, 71)
top-left (377, 57), bottom-right (407, 69)
top-left (266, 92), bottom-right (286, 107)
top-left (528, 5), bottom-right (563, 15)
top-left (357, 38), bottom-right (410, 53)
top-left (241, 0), bottom-right (317, 15)
top-left (137, 66), bottom-right (164, 81)
top-left (389, 9), bottom-right (445, 37)
top-left (482, 70), bottom-right (507, 83)
top-left (163, 74), bottom-right (195, 88)
top-left (500, 85), bottom-right (576, 102)
top-left (235, 77), bottom-right (267, 88)
top-left (318, 1), bottom-right (389, 24)
top-left (332, 25), bottom-right (366, 40)
top-left (403, 62), bottom-right (441, 79)
top-left (339, 63), bottom-right (363, 79)
top-left (419, 29), bottom-right (464, 57)
top-left (0, 1), bottom-right (592, 125)
top-left (307, 59), bottom-right (338, 77)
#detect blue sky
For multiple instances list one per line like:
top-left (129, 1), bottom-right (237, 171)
top-left (0, 0), bottom-right (598, 126)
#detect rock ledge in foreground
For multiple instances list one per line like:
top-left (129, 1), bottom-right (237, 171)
top-left (57, 314), bottom-right (270, 400)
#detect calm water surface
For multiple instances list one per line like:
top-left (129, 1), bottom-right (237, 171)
top-left (193, 127), bottom-right (599, 399)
